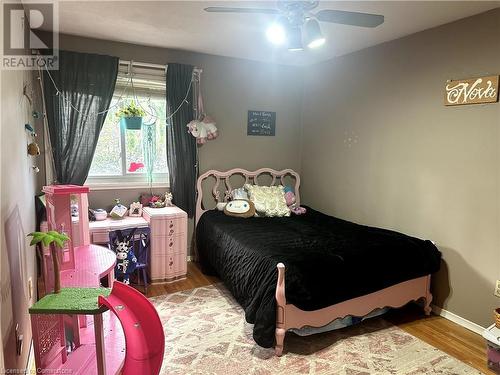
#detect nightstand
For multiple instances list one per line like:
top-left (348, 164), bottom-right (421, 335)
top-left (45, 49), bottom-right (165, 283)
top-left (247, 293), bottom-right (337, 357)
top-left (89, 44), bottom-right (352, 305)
top-left (142, 206), bottom-right (188, 283)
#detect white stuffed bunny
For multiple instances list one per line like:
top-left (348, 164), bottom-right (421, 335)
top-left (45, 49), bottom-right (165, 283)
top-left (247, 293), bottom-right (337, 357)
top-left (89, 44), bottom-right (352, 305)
top-left (187, 115), bottom-right (218, 145)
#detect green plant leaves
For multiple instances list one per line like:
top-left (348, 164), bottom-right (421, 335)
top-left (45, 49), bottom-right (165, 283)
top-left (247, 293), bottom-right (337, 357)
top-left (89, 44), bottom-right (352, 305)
top-left (116, 100), bottom-right (146, 119)
top-left (27, 231), bottom-right (70, 248)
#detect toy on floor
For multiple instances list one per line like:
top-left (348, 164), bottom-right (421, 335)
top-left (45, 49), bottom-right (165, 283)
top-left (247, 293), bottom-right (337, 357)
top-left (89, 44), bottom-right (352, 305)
top-left (112, 229), bottom-right (138, 284)
top-left (284, 186), bottom-right (307, 215)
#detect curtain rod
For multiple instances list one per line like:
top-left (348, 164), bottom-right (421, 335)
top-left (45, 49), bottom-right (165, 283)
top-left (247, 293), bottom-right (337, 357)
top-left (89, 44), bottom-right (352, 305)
top-left (119, 59), bottom-right (202, 73)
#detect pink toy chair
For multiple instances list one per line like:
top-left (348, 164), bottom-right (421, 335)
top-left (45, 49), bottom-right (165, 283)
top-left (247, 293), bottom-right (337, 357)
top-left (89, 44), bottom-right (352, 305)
top-left (98, 282), bottom-right (164, 375)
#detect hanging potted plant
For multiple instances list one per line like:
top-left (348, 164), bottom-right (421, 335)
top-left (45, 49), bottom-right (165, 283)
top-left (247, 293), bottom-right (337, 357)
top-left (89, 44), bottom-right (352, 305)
top-left (116, 101), bottom-right (146, 130)
top-left (28, 230), bottom-right (70, 294)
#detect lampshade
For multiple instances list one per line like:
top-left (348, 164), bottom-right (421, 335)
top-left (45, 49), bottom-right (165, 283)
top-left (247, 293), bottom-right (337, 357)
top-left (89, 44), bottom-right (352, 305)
top-left (287, 26), bottom-right (303, 52)
top-left (304, 19), bottom-right (325, 48)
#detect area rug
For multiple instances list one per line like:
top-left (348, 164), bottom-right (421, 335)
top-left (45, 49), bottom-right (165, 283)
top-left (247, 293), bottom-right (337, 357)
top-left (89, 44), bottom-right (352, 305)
top-left (150, 284), bottom-right (480, 375)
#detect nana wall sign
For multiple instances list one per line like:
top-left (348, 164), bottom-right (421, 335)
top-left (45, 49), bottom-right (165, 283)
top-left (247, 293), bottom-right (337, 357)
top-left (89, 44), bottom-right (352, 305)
top-left (445, 75), bottom-right (499, 106)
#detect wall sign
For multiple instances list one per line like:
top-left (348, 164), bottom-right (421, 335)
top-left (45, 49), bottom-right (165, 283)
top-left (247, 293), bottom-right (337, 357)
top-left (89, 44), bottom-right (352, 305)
top-left (247, 110), bottom-right (276, 136)
top-left (445, 75), bottom-right (499, 106)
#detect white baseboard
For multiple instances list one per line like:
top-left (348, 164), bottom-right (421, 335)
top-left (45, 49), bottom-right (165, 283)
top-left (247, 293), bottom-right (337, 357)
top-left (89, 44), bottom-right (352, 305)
top-left (431, 304), bottom-right (485, 335)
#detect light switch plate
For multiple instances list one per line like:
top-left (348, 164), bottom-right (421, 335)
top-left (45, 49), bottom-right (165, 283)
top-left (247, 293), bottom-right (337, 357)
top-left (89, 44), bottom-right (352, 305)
top-left (494, 280), bottom-right (500, 298)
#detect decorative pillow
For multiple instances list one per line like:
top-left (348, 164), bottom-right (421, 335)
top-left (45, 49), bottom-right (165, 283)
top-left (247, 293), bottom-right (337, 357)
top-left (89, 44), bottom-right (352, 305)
top-left (231, 187), bottom-right (249, 200)
top-left (244, 184), bottom-right (290, 217)
top-left (224, 199), bottom-right (255, 218)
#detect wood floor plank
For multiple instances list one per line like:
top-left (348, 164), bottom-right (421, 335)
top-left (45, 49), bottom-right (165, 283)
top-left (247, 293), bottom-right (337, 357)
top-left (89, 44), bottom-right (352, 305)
top-left (146, 262), bottom-right (492, 374)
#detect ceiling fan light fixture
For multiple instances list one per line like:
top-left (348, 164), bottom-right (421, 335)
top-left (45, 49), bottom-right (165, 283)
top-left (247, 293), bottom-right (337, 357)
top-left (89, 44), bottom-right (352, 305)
top-left (266, 22), bottom-right (287, 45)
top-left (305, 19), bottom-right (325, 49)
top-left (287, 26), bottom-right (303, 52)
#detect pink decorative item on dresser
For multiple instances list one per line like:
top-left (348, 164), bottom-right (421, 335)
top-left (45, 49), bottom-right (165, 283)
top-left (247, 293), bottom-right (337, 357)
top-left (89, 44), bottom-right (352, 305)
top-left (143, 206), bottom-right (188, 283)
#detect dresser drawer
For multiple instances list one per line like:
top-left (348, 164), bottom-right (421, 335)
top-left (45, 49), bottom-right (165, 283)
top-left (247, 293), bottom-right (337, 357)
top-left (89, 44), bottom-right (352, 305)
top-left (149, 217), bottom-right (186, 237)
top-left (91, 231), bottom-right (109, 244)
top-left (148, 253), bottom-right (186, 278)
top-left (150, 234), bottom-right (185, 256)
top-left (175, 252), bottom-right (187, 275)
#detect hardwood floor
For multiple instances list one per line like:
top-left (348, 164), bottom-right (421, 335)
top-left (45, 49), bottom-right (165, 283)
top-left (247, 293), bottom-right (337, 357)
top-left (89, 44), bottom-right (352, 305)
top-left (146, 262), bottom-right (492, 374)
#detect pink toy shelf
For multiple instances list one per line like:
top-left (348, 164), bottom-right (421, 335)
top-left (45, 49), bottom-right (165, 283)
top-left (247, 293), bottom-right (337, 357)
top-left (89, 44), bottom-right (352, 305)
top-left (31, 185), bottom-right (125, 374)
top-left (42, 184), bottom-right (91, 271)
top-left (40, 185), bottom-right (115, 293)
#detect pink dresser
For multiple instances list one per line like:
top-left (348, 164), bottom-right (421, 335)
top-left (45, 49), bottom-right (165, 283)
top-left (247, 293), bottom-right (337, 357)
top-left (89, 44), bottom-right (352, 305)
top-left (142, 206), bottom-right (188, 283)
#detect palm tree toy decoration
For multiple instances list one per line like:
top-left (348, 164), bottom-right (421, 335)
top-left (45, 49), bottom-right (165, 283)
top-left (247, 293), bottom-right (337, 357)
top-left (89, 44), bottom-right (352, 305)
top-left (28, 231), bottom-right (70, 294)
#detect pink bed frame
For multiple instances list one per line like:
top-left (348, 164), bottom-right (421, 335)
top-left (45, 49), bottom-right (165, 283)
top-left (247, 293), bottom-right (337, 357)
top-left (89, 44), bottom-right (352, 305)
top-left (196, 168), bottom-right (433, 356)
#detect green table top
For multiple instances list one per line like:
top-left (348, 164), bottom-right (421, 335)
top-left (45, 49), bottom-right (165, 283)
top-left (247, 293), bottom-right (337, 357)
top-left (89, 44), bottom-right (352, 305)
top-left (29, 287), bottom-right (111, 315)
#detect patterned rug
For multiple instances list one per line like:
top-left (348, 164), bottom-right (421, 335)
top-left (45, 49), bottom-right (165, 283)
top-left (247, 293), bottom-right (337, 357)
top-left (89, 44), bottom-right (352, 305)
top-left (150, 284), bottom-right (480, 375)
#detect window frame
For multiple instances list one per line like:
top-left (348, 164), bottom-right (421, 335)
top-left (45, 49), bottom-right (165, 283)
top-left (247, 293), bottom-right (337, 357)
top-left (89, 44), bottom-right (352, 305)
top-left (85, 60), bottom-right (169, 190)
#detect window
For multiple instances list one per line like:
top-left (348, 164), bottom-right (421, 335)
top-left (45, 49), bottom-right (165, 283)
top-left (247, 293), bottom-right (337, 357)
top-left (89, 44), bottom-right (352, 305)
top-left (86, 62), bottom-right (168, 188)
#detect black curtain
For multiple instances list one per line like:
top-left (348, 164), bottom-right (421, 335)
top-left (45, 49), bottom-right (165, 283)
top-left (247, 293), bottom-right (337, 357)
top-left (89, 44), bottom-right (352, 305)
top-left (43, 50), bottom-right (118, 185)
top-left (166, 63), bottom-right (196, 217)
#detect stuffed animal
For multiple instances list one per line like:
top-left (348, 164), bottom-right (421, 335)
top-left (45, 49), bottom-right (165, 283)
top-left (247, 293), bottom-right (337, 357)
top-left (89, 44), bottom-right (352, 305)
top-left (112, 229), bottom-right (138, 284)
top-left (164, 192), bottom-right (173, 207)
top-left (284, 186), bottom-right (307, 215)
top-left (187, 115), bottom-right (218, 145)
top-left (224, 199), bottom-right (255, 218)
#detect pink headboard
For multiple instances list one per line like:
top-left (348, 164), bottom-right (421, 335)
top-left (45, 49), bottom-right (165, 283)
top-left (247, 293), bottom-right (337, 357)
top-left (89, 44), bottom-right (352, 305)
top-left (196, 168), bottom-right (301, 224)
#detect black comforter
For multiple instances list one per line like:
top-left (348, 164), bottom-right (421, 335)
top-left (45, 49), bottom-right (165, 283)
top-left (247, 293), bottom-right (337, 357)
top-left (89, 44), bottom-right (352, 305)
top-left (196, 207), bottom-right (441, 348)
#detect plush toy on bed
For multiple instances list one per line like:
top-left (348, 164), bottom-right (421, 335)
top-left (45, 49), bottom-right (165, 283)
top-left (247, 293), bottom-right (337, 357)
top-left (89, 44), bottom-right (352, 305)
top-left (284, 186), bottom-right (307, 215)
top-left (224, 199), bottom-right (255, 218)
top-left (112, 229), bottom-right (138, 284)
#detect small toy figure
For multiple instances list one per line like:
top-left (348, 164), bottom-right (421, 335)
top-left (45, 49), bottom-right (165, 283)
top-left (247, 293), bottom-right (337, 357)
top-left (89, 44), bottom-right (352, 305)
top-left (112, 229), bottom-right (138, 284)
top-left (164, 192), bottom-right (173, 207)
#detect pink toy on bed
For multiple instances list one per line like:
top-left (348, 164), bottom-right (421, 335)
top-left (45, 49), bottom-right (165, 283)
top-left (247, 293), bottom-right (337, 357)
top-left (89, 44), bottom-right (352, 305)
top-left (284, 189), bottom-right (306, 215)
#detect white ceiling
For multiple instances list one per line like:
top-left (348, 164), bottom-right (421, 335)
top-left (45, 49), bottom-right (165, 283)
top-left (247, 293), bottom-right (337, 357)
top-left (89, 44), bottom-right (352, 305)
top-left (53, 1), bottom-right (500, 66)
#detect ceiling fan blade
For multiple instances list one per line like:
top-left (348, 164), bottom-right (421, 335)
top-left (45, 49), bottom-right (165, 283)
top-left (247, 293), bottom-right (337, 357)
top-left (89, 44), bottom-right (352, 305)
top-left (204, 7), bottom-right (280, 15)
top-left (316, 10), bottom-right (384, 28)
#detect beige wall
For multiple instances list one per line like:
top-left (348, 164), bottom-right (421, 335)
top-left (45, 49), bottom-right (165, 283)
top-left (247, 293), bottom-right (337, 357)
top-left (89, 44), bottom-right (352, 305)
top-left (54, 34), bottom-right (303, 210)
top-left (1, 68), bottom-right (40, 370)
top-left (300, 8), bottom-right (500, 327)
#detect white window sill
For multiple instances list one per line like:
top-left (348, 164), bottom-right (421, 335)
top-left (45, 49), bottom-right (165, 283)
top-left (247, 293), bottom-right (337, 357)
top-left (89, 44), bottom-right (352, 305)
top-left (85, 181), bottom-right (170, 191)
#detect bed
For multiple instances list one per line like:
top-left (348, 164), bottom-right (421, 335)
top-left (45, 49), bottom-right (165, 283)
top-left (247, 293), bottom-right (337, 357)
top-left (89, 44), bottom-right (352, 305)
top-left (195, 168), bottom-right (441, 356)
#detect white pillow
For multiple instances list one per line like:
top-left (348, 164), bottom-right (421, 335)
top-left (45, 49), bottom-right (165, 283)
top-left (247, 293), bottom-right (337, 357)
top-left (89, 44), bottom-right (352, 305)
top-left (244, 184), bottom-right (290, 217)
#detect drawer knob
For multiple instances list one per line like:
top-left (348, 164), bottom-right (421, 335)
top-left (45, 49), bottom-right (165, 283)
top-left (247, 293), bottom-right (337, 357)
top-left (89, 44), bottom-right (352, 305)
top-left (169, 224), bottom-right (173, 228)
top-left (169, 230), bottom-right (174, 235)
top-left (169, 242), bottom-right (173, 247)
top-left (169, 260), bottom-right (173, 266)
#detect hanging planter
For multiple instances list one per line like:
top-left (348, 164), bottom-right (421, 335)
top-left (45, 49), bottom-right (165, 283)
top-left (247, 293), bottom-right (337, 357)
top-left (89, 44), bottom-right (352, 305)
top-left (120, 116), bottom-right (143, 130)
top-left (116, 101), bottom-right (146, 130)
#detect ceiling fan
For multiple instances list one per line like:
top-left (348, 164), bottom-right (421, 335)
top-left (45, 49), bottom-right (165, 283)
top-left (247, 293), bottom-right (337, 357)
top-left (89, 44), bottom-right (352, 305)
top-left (204, 1), bottom-right (384, 51)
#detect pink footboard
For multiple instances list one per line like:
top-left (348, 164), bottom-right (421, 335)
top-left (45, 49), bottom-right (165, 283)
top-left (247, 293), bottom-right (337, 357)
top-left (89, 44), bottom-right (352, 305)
top-left (274, 263), bottom-right (432, 356)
